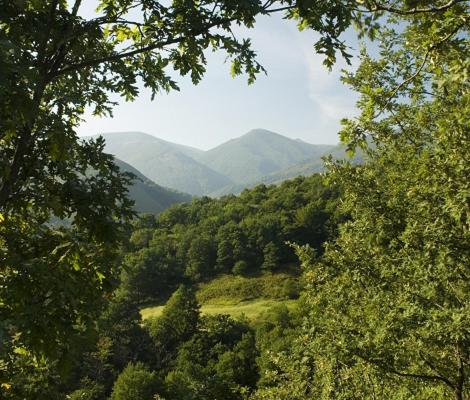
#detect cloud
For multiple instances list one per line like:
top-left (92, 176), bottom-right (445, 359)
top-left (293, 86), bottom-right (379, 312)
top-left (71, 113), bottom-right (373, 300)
top-left (300, 35), bottom-right (360, 138)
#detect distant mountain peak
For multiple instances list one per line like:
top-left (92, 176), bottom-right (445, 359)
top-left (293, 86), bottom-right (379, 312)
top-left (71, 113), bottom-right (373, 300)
top-left (242, 128), bottom-right (289, 139)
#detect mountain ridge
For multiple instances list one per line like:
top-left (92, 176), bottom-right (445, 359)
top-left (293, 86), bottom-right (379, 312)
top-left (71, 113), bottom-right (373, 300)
top-left (194, 129), bottom-right (335, 184)
top-left (91, 129), bottom-right (353, 197)
top-left (95, 132), bottom-right (233, 195)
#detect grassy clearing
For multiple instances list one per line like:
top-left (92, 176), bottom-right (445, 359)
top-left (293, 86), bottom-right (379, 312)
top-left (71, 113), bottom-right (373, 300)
top-left (140, 298), bottom-right (298, 322)
top-left (140, 272), bottom-right (301, 322)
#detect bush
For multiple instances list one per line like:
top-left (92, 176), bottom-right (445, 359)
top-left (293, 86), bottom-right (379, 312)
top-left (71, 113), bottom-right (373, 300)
top-left (109, 362), bottom-right (159, 400)
top-left (281, 279), bottom-right (301, 299)
top-left (68, 383), bottom-right (104, 400)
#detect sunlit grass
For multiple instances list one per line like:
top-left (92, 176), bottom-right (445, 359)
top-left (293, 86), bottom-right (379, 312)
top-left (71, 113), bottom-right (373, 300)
top-left (140, 298), bottom-right (297, 322)
top-left (140, 272), bottom-right (300, 322)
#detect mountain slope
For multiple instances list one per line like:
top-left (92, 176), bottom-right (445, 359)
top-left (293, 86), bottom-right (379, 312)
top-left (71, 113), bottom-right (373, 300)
top-left (195, 129), bottom-right (335, 183)
top-left (209, 143), bottom-right (363, 197)
top-left (98, 132), bottom-right (233, 195)
top-left (114, 158), bottom-right (191, 213)
top-left (100, 131), bottom-right (204, 159)
top-left (92, 130), bottom-right (355, 197)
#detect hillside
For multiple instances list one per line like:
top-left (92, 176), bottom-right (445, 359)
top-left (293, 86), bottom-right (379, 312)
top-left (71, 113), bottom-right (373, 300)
top-left (114, 158), bottom-right (191, 213)
top-left (100, 131), bottom-right (204, 159)
top-left (119, 173), bottom-right (339, 305)
top-left (98, 132), bottom-right (233, 195)
top-left (141, 273), bottom-right (300, 322)
top-left (194, 129), bottom-right (335, 184)
top-left (209, 143), bottom-right (363, 196)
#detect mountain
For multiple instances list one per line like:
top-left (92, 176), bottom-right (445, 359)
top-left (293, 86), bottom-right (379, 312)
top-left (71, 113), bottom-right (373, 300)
top-left (258, 143), bottom-right (364, 184)
top-left (209, 143), bottom-right (363, 197)
top-left (96, 132), bottom-right (233, 195)
top-left (92, 130), bottom-right (357, 197)
top-left (194, 129), bottom-right (335, 184)
top-left (114, 158), bottom-right (191, 213)
top-left (100, 131), bottom-right (204, 159)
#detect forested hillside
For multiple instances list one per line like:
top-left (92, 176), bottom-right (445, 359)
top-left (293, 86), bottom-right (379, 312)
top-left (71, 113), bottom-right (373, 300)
top-left (210, 143), bottom-right (364, 196)
top-left (59, 173), bottom-right (341, 399)
top-left (120, 174), bottom-right (339, 304)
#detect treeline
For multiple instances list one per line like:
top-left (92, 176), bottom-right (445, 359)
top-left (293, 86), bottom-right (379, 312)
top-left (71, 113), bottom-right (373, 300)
top-left (120, 174), bottom-right (340, 304)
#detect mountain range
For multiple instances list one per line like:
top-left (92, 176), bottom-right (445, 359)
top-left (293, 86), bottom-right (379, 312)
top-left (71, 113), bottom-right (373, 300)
top-left (95, 129), bottom-right (356, 199)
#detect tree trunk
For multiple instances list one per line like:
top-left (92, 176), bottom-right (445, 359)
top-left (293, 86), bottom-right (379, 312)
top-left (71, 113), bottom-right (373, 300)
top-left (454, 346), bottom-right (465, 400)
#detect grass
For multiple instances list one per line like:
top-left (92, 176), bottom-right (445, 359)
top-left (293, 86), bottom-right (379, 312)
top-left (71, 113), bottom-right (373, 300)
top-left (196, 272), bottom-right (301, 304)
top-left (140, 271), bottom-right (301, 323)
top-left (140, 298), bottom-right (298, 322)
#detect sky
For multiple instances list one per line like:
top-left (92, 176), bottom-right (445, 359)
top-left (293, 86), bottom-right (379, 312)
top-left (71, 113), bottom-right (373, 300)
top-left (77, 2), bottom-right (360, 150)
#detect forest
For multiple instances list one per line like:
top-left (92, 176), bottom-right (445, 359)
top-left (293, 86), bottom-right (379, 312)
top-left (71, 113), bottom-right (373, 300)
top-left (0, 1), bottom-right (469, 399)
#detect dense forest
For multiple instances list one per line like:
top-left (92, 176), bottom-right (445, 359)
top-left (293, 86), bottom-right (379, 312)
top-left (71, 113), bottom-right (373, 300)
top-left (59, 174), bottom-right (338, 399)
top-left (1, 1), bottom-right (469, 399)
top-left (121, 175), bottom-right (339, 302)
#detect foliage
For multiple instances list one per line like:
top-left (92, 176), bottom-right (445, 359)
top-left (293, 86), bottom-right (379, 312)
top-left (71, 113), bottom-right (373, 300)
top-left (124, 174), bottom-right (339, 301)
top-left (277, 4), bottom-right (470, 399)
top-left (64, 290), bottom-right (152, 397)
top-left (164, 315), bottom-right (257, 400)
top-left (261, 242), bottom-right (281, 272)
top-left (145, 285), bottom-right (200, 369)
top-left (0, 0), bottom-right (364, 386)
top-left (109, 362), bottom-right (160, 400)
top-left (2, 0), bottom-right (468, 398)
top-left (120, 246), bottom-right (182, 303)
top-left (68, 381), bottom-right (105, 400)
top-left (0, 350), bottom-right (62, 400)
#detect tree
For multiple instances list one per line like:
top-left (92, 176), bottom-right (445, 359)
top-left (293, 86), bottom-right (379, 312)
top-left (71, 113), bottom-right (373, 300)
top-left (109, 362), bottom-right (160, 400)
top-left (145, 285), bottom-right (200, 369)
top-left (165, 314), bottom-right (257, 400)
top-left (291, 5), bottom-right (470, 399)
top-left (0, 0), bottom-right (360, 371)
top-left (120, 246), bottom-right (180, 303)
top-left (185, 235), bottom-right (215, 281)
top-left (216, 222), bottom-right (249, 272)
top-left (261, 242), bottom-right (281, 271)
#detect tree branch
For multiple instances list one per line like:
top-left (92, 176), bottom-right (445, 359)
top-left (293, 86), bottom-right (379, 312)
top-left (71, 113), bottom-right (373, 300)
top-left (52, 15), bottom-right (236, 77)
top-left (354, 351), bottom-right (455, 389)
top-left (52, 3), bottom-right (297, 78)
top-left (0, 1), bottom-right (60, 208)
top-left (387, 367), bottom-right (454, 388)
top-left (373, 22), bottom-right (465, 118)
top-left (369, 0), bottom-right (468, 15)
top-left (71, 0), bottom-right (82, 16)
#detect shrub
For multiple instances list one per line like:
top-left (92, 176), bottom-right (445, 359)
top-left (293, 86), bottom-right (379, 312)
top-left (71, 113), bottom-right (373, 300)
top-left (109, 362), bottom-right (159, 400)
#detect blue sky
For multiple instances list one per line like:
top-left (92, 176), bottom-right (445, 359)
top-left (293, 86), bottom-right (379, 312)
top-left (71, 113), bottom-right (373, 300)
top-left (77, 2), bottom-right (359, 149)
